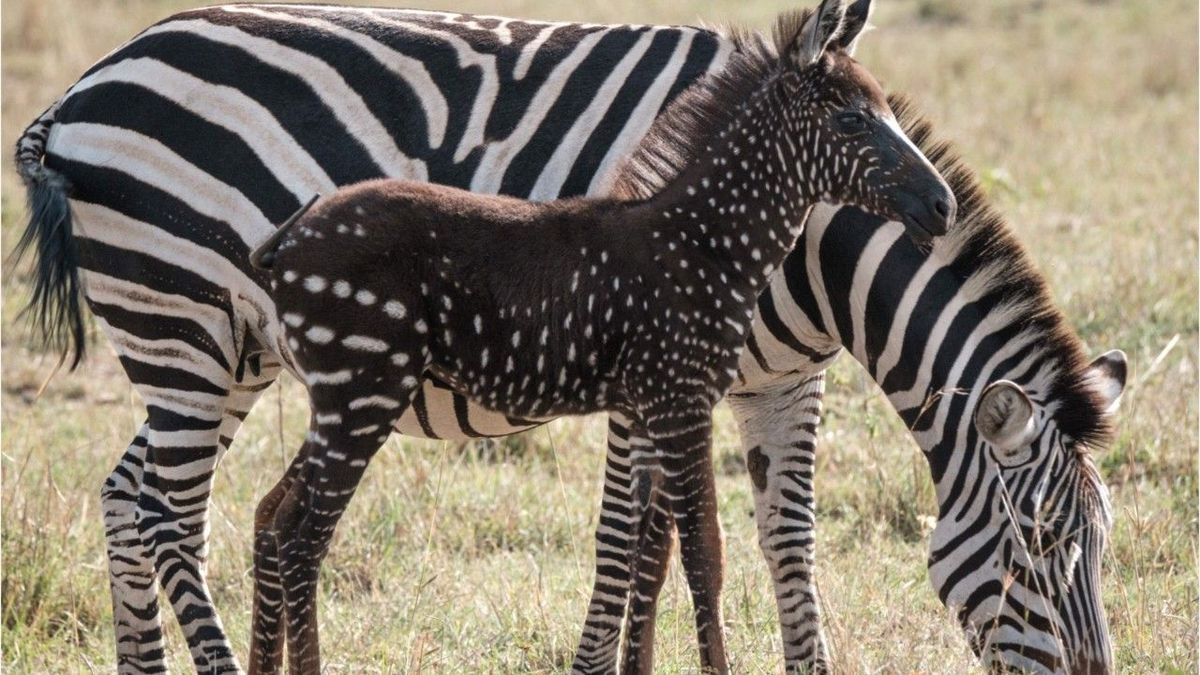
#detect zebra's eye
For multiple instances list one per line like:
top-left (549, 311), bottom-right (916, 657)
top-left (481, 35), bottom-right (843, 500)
top-left (836, 111), bottom-right (868, 135)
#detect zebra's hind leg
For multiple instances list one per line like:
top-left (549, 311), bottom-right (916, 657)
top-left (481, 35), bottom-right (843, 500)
top-left (136, 388), bottom-right (242, 674)
top-left (728, 373), bottom-right (830, 674)
top-left (102, 422), bottom-right (168, 674)
top-left (571, 413), bottom-right (638, 674)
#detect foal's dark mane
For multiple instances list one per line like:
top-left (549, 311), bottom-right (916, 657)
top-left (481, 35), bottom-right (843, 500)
top-left (611, 10), bottom-right (815, 201)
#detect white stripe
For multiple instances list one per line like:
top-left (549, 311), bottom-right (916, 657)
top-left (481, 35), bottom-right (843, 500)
top-left (348, 395), bottom-right (402, 410)
top-left (63, 56), bottom-right (334, 200)
top-left (305, 369), bottom-right (353, 385)
top-left (52, 123), bottom-right (272, 247)
top-left (470, 27), bottom-right (613, 195)
top-left (93, 320), bottom-right (232, 389)
top-left (848, 224), bottom-right (906, 362)
top-left (341, 335), bottom-right (388, 352)
top-left (222, 5), bottom-right (449, 150)
top-left (359, 10), bottom-right (502, 163)
top-left (528, 29), bottom-right (658, 200)
top-left (588, 29), bottom-right (728, 196)
top-left (139, 18), bottom-right (427, 180)
top-left (84, 271), bottom-right (238, 366)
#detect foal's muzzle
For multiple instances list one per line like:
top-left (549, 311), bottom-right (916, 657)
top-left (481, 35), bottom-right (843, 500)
top-left (898, 185), bottom-right (957, 244)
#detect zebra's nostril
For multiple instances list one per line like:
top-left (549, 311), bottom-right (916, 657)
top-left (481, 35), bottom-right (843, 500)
top-left (935, 199), bottom-right (951, 218)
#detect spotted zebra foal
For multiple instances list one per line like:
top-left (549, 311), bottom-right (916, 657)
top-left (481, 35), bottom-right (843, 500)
top-left (248, 3), bottom-right (954, 673)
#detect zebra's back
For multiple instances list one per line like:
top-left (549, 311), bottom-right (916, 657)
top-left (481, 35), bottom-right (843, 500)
top-left (34, 3), bottom-right (731, 384)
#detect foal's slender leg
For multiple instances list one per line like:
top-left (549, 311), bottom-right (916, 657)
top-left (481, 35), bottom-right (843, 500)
top-left (642, 404), bottom-right (728, 674)
top-left (268, 376), bottom-right (420, 675)
top-left (248, 448), bottom-right (311, 675)
top-left (728, 373), bottom-right (830, 673)
top-left (572, 413), bottom-right (639, 674)
top-left (620, 462), bottom-right (674, 675)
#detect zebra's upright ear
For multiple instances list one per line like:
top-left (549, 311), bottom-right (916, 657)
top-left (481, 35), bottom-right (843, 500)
top-left (831, 0), bottom-right (874, 55)
top-left (975, 380), bottom-right (1039, 466)
top-left (788, 0), bottom-right (850, 66)
top-left (1086, 349), bottom-right (1128, 415)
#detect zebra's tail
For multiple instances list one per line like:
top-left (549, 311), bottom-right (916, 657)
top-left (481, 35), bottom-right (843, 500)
top-left (11, 102), bottom-right (87, 370)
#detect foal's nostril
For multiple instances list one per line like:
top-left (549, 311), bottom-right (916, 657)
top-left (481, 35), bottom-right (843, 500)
top-left (935, 199), bottom-right (951, 218)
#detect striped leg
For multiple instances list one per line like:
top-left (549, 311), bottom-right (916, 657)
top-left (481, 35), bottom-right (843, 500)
top-left (728, 373), bottom-right (829, 673)
top-left (134, 389), bottom-right (239, 673)
top-left (572, 414), bottom-right (638, 674)
top-left (620, 460), bottom-right (674, 675)
top-left (102, 423), bottom-right (168, 674)
top-left (640, 403), bottom-right (727, 674)
top-left (249, 445), bottom-right (310, 675)
top-left (101, 362), bottom-right (281, 674)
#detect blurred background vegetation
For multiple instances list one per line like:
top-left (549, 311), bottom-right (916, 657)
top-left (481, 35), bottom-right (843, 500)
top-left (2, 0), bottom-right (1196, 672)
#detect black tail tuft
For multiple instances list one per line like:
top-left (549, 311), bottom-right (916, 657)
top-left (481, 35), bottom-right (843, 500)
top-left (10, 165), bottom-right (87, 369)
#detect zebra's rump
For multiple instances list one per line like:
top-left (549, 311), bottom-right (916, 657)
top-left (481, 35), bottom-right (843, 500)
top-left (33, 3), bottom-right (731, 435)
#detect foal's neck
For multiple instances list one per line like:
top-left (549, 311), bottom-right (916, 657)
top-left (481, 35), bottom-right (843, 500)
top-left (639, 84), bottom-right (811, 301)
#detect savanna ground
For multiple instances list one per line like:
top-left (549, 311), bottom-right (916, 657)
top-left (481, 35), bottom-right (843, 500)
top-left (1, 0), bottom-right (1196, 672)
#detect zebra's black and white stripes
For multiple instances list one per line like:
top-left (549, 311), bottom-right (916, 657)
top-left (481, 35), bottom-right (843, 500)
top-left (19, 6), bottom-right (730, 672)
top-left (14, 3), bottom-right (1122, 674)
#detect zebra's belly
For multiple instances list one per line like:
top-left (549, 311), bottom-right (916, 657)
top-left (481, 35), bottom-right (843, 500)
top-left (387, 324), bottom-right (840, 443)
top-left (390, 376), bottom-right (548, 440)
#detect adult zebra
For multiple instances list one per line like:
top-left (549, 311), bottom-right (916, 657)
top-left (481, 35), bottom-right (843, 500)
top-left (12, 2), bottom-right (1120, 674)
top-left (15, 5), bottom-right (736, 672)
top-left (605, 95), bottom-right (1126, 675)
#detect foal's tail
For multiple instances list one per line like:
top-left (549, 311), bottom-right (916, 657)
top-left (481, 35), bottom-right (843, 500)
top-left (11, 101), bottom-right (87, 370)
top-left (250, 194), bottom-right (321, 270)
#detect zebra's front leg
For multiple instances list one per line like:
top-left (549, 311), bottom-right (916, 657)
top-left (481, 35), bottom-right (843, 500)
top-left (641, 403), bottom-right (728, 674)
top-left (728, 373), bottom-right (829, 673)
top-left (102, 422), bottom-right (169, 674)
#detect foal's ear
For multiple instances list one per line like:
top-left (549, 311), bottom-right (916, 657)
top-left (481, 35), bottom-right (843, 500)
top-left (788, 0), bottom-right (850, 66)
top-left (831, 0), bottom-right (873, 55)
top-left (1085, 349), bottom-right (1128, 415)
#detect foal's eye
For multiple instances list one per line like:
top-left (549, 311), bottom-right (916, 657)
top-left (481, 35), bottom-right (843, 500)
top-left (836, 111), bottom-right (868, 134)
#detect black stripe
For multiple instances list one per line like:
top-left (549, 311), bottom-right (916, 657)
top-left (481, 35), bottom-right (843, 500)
top-left (89, 299), bottom-right (231, 373)
top-left (660, 31), bottom-right (720, 114)
top-left (755, 287), bottom-right (832, 362)
top-left (119, 356), bottom-right (227, 396)
top-left (409, 385), bottom-right (439, 439)
top-left (451, 393), bottom-right (484, 438)
top-left (44, 156), bottom-right (264, 282)
top-left (57, 82), bottom-right (299, 225)
top-left (500, 27), bottom-right (646, 197)
top-left (558, 29), bottom-right (683, 197)
top-left (817, 206), bottom-right (888, 353)
top-left (100, 28), bottom-right (383, 186)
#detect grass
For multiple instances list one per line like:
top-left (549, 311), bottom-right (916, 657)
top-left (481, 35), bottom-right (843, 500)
top-left (2, 0), bottom-right (1196, 672)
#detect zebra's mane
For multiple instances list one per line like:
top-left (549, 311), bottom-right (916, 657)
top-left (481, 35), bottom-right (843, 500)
top-left (886, 93), bottom-right (1114, 451)
top-left (610, 11), bottom-right (811, 200)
